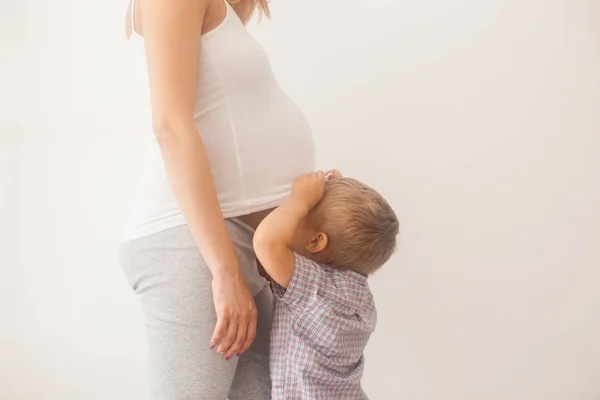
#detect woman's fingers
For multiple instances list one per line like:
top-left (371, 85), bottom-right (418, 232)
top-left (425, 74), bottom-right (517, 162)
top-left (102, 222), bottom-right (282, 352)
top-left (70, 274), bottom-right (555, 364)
top-left (216, 307), bottom-right (257, 359)
top-left (237, 314), bottom-right (258, 356)
top-left (210, 317), bottom-right (228, 349)
top-left (226, 318), bottom-right (249, 359)
top-left (217, 318), bottom-right (239, 356)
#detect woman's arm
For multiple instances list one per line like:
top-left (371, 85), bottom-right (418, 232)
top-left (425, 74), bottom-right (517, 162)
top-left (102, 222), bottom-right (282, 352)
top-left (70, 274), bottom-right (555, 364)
top-left (141, 0), bottom-right (256, 359)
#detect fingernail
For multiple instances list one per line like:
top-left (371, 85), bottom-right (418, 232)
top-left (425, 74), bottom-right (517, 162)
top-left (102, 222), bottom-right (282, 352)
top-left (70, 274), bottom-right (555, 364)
top-left (236, 352), bottom-right (241, 357)
top-left (225, 355), bottom-right (231, 361)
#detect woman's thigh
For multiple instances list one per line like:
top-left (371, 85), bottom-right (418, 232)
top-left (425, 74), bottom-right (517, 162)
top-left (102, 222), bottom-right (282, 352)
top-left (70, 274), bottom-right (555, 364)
top-left (119, 220), bottom-right (270, 400)
top-left (229, 285), bottom-right (273, 400)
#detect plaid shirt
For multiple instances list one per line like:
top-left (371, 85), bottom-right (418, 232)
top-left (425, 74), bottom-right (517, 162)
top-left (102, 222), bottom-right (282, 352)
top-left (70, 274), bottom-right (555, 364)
top-left (270, 253), bottom-right (376, 399)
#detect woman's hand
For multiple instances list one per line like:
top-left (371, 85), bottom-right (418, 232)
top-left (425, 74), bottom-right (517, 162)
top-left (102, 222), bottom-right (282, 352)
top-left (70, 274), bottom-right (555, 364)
top-left (210, 273), bottom-right (258, 359)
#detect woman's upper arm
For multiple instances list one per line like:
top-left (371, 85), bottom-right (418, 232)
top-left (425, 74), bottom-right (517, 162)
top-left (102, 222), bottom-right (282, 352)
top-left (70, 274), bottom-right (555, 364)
top-left (140, 0), bottom-right (209, 134)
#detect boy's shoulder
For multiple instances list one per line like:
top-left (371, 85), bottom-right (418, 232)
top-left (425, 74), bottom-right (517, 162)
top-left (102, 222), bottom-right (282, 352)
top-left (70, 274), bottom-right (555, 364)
top-left (320, 264), bottom-right (375, 313)
top-left (273, 253), bottom-right (377, 328)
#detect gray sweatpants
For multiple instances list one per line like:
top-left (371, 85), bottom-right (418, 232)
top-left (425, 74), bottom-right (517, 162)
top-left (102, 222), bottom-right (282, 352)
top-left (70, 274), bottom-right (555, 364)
top-left (119, 219), bottom-right (272, 400)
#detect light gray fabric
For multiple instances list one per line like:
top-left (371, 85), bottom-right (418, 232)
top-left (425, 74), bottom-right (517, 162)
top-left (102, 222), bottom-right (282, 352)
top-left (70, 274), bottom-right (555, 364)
top-left (119, 219), bottom-right (272, 400)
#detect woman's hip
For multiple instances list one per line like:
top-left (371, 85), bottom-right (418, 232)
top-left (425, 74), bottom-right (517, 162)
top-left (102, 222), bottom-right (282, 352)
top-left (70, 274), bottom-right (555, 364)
top-left (119, 219), bottom-right (267, 297)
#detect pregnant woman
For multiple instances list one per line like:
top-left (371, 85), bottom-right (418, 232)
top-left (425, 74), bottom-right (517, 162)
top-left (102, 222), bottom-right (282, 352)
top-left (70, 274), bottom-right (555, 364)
top-left (119, 0), bottom-right (315, 398)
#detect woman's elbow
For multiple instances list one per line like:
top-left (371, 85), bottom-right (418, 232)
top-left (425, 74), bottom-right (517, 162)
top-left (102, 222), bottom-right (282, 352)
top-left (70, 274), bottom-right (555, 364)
top-left (151, 115), bottom-right (196, 145)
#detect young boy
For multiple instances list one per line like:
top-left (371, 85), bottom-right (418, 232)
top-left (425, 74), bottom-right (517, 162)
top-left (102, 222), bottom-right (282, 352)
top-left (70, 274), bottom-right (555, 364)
top-left (253, 170), bottom-right (399, 400)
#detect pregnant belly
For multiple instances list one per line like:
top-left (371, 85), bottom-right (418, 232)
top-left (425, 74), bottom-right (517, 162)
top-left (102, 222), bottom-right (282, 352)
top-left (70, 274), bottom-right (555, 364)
top-left (235, 99), bottom-right (316, 200)
top-left (198, 91), bottom-right (316, 209)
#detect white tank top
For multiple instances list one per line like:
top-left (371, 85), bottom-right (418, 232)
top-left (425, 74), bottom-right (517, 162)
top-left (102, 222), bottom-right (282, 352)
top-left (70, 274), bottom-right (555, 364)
top-left (122, 0), bottom-right (315, 241)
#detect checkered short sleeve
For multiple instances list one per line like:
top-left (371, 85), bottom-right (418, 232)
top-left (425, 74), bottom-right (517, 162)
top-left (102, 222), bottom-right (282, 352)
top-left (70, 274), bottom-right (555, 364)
top-left (271, 252), bottom-right (322, 311)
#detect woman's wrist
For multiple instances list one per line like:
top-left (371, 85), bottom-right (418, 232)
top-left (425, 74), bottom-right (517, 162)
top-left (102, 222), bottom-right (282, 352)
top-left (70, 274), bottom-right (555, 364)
top-left (191, 221), bottom-right (243, 281)
top-left (210, 260), bottom-right (243, 281)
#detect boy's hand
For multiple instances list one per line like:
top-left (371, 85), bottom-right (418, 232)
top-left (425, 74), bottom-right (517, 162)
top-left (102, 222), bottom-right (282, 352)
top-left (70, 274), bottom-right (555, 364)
top-left (290, 171), bottom-right (326, 211)
top-left (325, 169), bottom-right (343, 180)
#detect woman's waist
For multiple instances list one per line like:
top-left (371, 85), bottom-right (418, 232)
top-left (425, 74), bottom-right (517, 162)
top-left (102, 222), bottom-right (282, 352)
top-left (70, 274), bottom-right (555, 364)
top-left (123, 192), bottom-right (285, 242)
top-left (135, 177), bottom-right (292, 211)
top-left (143, 138), bottom-right (312, 193)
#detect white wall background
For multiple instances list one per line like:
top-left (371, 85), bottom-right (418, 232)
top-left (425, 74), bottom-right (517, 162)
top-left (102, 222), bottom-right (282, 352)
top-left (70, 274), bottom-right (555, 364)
top-left (1, 1), bottom-right (26, 397)
top-left (6, 0), bottom-right (600, 399)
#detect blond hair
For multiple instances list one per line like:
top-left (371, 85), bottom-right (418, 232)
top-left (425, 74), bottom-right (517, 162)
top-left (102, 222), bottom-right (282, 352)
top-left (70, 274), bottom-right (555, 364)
top-left (312, 178), bottom-right (399, 275)
top-left (226, 0), bottom-right (270, 24)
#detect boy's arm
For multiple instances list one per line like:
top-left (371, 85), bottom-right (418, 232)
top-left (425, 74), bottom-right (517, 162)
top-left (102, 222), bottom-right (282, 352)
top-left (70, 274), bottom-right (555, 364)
top-left (253, 199), bottom-right (310, 288)
top-left (253, 171), bottom-right (326, 288)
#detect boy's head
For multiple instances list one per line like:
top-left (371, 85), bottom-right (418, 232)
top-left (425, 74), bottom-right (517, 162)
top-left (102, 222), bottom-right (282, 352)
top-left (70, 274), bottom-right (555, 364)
top-left (292, 177), bottom-right (399, 275)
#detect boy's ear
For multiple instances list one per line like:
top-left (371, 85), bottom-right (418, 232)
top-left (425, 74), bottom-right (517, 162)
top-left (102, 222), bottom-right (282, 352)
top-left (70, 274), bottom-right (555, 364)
top-left (306, 232), bottom-right (328, 254)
